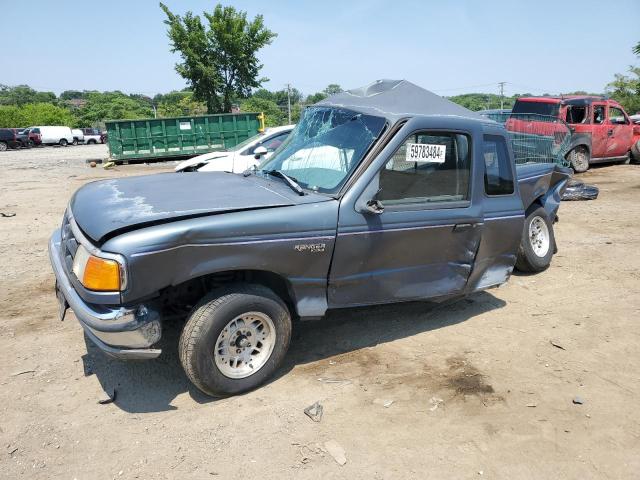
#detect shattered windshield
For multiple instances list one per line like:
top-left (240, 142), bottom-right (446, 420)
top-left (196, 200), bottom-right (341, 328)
top-left (257, 107), bottom-right (386, 194)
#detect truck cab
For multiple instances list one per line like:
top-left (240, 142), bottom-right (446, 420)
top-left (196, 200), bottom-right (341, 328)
top-left (49, 80), bottom-right (569, 397)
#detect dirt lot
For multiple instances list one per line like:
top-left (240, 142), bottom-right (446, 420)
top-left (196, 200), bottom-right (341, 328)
top-left (1, 146), bottom-right (639, 479)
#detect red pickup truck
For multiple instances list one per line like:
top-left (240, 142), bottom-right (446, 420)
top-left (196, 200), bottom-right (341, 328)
top-left (509, 96), bottom-right (639, 172)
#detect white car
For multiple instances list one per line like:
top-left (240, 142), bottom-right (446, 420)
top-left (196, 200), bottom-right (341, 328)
top-left (174, 125), bottom-right (294, 173)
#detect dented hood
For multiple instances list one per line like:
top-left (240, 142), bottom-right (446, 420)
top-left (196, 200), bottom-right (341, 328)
top-left (70, 172), bottom-right (296, 243)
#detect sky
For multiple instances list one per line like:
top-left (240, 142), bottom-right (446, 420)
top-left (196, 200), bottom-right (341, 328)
top-left (2, 0), bottom-right (639, 98)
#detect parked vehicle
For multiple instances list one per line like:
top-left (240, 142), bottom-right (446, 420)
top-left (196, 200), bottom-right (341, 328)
top-left (80, 128), bottom-right (103, 145)
top-left (81, 128), bottom-right (102, 144)
top-left (30, 126), bottom-right (74, 146)
top-left (49, 80), bottom-right (570, 397)
top-left (72, 129), bottom-right (84, 145)
top-left (508, 96), bottom-right (635, 172)
top-left (0, 128), bottom-right (25, 150)
top-left (106, 113), bottom-right (263, 163)
top-left (10, 128), bottom-right (31, 148)
top-left (21, 128), bottom-right (42, 146)
top-left (175, 125), bottom-right (294, 172)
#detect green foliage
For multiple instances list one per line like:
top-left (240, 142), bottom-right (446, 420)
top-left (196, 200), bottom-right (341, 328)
top-left (449, 93), bottom-right (515, 111)
top-left (0, 103), bottom-right (75, 128)
top-left (606, 66), bottom-right (640, 115)
top-left (239, 97), bottom-right (285, 127)
top-left (305, 92), bottom-right (327, 104)
top-left (160, 2), bottom-right (276, 113)
top-left (0, 106), bottom-right (28, 128)
top-left (634, 41), bottom-right (640, 56)
top-left (76, 91), bottom-right (154, 126)
top-left (157, 91), bottom-right (207, 117)
top-left (0, 85), bottom-right (56, 107)
top-left (323, 84), bottom-right (343, 96)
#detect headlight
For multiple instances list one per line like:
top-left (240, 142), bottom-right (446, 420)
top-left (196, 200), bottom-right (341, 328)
top-left (72, 245), bottom-right (124, 291)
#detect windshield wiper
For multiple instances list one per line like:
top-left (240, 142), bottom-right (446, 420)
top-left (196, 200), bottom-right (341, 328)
top-left (264, 169), bottom-right (305, 196)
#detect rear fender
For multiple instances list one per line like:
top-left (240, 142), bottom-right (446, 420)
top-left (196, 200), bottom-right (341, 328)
top-left (518, 164), bottom-right (571, 219)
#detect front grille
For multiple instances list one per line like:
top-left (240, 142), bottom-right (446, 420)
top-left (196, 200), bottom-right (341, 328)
top-left (60, 213), bottom-right (79, 274)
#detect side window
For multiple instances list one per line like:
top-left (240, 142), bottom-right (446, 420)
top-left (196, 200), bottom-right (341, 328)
top-left (378, 132), bottom-right (470, 205)
top-left (262, 132), bottom-right (288, 152)
top-left (593, 105), bottom-right (605, 124)
top-left (565, 105), bottom-right (587, 124)
top-left (483, 135), bottom-right (514, 196)
top-left (609, 106), bottom-right (628, 125)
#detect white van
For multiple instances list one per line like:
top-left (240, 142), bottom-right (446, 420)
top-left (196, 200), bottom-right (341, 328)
top-left (30, 126), bottom-right (74, 146)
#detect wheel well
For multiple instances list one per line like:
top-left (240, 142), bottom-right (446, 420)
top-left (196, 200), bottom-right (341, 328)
top-left (566, 144), bottom-right (590, 157)
top-left (157, 270), bottom-right (297, 319)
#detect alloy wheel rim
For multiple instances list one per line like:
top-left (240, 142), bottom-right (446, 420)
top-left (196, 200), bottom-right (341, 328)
top-left (214, 311), bottom-right (276, 379)
top-left (529, 216), bottom-right (550, 257)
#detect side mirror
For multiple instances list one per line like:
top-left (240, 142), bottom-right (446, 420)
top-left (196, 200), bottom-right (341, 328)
top-left (365, 199), bottom-right (384, 215)
top-left (254, 146), bottom-right (268, 159)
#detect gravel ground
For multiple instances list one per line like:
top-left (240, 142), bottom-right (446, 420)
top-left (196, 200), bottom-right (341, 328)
top-left (0, 149), bottom-right (639, 479)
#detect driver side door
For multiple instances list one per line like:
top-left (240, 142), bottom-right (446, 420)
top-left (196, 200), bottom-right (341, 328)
top-left (328, 126), bottom-right (483, 307)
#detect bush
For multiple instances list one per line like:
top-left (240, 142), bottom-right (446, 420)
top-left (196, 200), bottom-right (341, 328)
top-left (239, 97), bottom-right (286, 127)
top-left (0, 103), bottom-right (76, 128)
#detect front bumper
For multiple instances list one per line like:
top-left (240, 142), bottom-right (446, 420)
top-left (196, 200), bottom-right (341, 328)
top-left (49, 228), bottom-right (162, 360)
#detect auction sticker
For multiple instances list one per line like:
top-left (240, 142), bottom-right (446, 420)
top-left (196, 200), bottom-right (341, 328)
top-left (406, 143), bottom-right (446, 163)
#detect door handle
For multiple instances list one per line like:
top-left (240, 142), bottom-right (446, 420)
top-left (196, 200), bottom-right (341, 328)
top-left (453, 223), bottom-right (474, 232)
top-left (607, 129), bottom-right (614, 136)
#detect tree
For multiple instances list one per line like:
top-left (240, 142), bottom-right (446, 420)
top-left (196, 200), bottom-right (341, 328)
top-left (323, 84), bottom-right (343, 96)
top-left (606, 66), bottom-right (640, 115)
top-left (160, 3), bottom-right (276, 113)
top-left (76, 91), bottom-right (153, 126)
top-left (239, 97), bottom-right (285, 127)
top-left (0, 103), bottom-right (76, 128)
top-left (634, 41), bottom-right (640, 56)
top-left (0, 85), bottom-right (56, 106)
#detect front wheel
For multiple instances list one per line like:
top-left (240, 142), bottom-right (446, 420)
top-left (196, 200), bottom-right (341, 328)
top-left (515, 207), bottom-right (555, 273)
top-left (59, 138), bottom-right (68, 147)
top-left (567, 146), bottom-right (589, 173)
top-left (179, 285), bottom-right (292, 397)
top-left (72, 139), bottom-right (78, 146)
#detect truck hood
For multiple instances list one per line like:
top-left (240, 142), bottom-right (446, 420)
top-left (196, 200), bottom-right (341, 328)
top-left (70, 172), bottom-right (297, 243)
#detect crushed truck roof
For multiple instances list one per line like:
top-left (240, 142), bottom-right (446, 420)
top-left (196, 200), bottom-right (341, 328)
top-left (317, 79), bottom-right (483, 124)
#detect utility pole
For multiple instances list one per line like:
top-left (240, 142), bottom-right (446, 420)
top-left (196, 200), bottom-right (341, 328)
top-left (498, 82), bottom-right (506, 110)
top-left (286, 84), bottom-right (292, 124)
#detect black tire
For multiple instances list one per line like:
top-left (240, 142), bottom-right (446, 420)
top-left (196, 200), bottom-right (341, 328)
top-left (59, 138), bottom-right (68, 147)
top-left (567, 146), bottom-right (589, 173)
top-left (179, 285), bottom-right (292, 397)
top-left (0, 141), bottom-right (7, 152)
top-left (515, 206), bottom-right (556, 273)
top-left (631, 141), bottom-right (640, 164)
top-left (621, 152), bottom-right (631, 165)
top-left (72, 139), bottom-right (78, 146)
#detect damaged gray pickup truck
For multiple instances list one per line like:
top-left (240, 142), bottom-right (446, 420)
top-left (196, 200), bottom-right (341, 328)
top-left (49, 80), bottom-right (570, 396)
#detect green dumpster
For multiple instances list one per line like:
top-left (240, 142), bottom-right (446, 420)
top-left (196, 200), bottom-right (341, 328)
top-left (105, 113), bottom-right (263, 162)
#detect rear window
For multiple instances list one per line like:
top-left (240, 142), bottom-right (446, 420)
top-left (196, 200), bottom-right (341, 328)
top-left (512, 100), bottom-right (559, 117)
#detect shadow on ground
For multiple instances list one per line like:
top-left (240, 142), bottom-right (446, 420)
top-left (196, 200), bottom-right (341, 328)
top-left (84, 291), bottom-right (505, 413)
